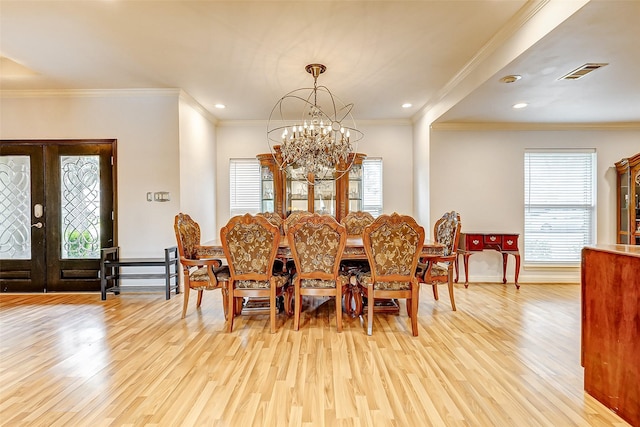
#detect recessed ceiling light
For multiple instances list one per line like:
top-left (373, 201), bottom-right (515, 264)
top-left (214, 104), bottom-right (226, 109)
top-left (512, 102), bottom-right (528, 109)
top-left (500, 74), bottom-right (522, 84)
top-left (402, 103), bottom-right (412, 108)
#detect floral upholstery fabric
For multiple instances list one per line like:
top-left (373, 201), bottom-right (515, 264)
top-left (291, 220), bottom-right (342, 274)
top-left (257, 212), bottom-right (284, 235)
top-left (368, 222), bottom-right (421, 276)
top-left (284, 211), bottom-right (313, 234)
top-left (435, 211), bottom-right (460, 256)
top-left (235, 274), bottom-right (289, 289)
top-left (225, 220), bottom-right (274, 275)
top-left (295, 273), bottom-right (350, 289)
top-left (175, 213), bottom-right (201, 259)
top-left (341, 211), bottom-right (374, 236)
top-left (356, 271), bottom-right (411, 290)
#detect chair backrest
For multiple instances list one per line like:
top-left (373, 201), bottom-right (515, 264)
top-left (287, 213), bottom-right (347, 281)
top-left (283, 211), bottom-right (313, 235)
top-left (257, 211), bottom-right (284, 234)
top-left (433, 211), bottom-right (461, 256)
top-left (363, 213), bottom-right (425, 282)
top-left (341, 211), bottom-right (374, 236)
top-left (174, 213), bottom-right (200, 260)
top-left (220, 214), bottom-right (280, 281)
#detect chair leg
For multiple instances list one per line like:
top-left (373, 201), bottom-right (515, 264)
top-left (270, 284), bottom-right (277, 334)
top-left (294, 281), bottom-right (301, 331)
top-left (181, 285), bottom-right (191, 319)
top-left (432, 284), bottom-right (439, 300)
top-left (367, 283), bottom-right (374, 335)
top-left (448, 271), bottom-right (457, 311)
top-left (196, 290), bottom-right (204, 308)
top-left (411, 287), bottom-right (419, 336)
top-left (227, 285), bottom-right (235, 332)
top-left (221, 282), bottom-right (229, 321)
top-left (336, 289), bottom-right (343, 333)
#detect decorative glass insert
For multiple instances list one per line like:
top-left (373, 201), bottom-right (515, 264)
top-left (0, 156), bottom-right (31, 259)
top-left (61, 156), bottom-right (101, 259)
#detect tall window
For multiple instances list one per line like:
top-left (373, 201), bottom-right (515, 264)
top-left (362, 158), bottom-right (383, 217)
top-left (229, 159), bottom-right (261, 216)
top-left (524, 150), bottom-right (596, 265)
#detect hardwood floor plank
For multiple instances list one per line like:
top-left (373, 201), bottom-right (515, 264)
top-left (0, 285), bottom-right (632, 426)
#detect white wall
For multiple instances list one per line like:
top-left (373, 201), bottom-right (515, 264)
top-left (0, 90), bottom-right (182, 257)
top-left (178, 96), bottom-right (218, 243)
top-left (215, 121), bottom-right (414, 232)
top-left (429, 127), bottom-right (639, 283)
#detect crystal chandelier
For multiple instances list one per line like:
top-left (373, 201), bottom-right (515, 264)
top-left (267, 64), bottom-right (363, 183)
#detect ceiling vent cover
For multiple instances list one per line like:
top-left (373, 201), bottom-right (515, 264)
top-left (559, 63), bottom-right (608, 80)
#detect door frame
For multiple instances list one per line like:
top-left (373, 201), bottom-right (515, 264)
top-left (0, 139), bottom-right (118, 292)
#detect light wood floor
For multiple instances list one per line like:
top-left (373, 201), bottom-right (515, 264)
top-left (0, 283), bottom-right (631, 427)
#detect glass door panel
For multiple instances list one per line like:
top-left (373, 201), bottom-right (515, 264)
top-left (0, 155), bottom-right (31, 260)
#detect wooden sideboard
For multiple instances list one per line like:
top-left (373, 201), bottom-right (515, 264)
top-left (581, 245), bottom-right (640, 427)
top-left (455, 232), bottom-right (521, 288)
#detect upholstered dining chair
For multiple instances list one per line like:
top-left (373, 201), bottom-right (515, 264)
top-left (359, 213), bottom-right (425, 336)
top-left (418, 211), bottom-right (461, 311)
top-left (340, 211), bottom-right (374, 316)
top-left (220, 213), bottom-right (289, 333)
top-left (174, 213), bottom-right (230, 319)
top-left (287, 213), bottom-right (348, 332)
top-left (283, 210), bottom-right (313, 235)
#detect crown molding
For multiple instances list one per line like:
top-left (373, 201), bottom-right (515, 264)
top-left (431, 121), bottom-right (640, 131)
top-left (0, 88), bottom-right (181, 98)
top-left (217, 118), bottom-right (412, 127)
top-left (178, 90), bottom-right (218, 125)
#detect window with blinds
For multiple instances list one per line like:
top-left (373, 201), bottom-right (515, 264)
top-left (524, 150), bottom-right (596, 265)
top-left (362, 158), bottom-right (383, 217)
top-left (229, 159), bottom-right (261, 216)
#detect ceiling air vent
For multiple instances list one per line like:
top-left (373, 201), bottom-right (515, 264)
top-left (558, 63), bottom-right (608, 80)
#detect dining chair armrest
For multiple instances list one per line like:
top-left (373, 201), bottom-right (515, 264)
top-left (179, 257), bottom-right (222, 269)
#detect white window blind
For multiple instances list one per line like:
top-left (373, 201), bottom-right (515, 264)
top-left (362, 158), bottom-right (383, 217)
top-left (524, 150), bottom-right (596, 265)
top-left (229, 159), bottom-right (261, 217)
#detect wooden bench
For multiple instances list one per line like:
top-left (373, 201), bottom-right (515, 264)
top-left (100, 246), bottom-right (180, 300)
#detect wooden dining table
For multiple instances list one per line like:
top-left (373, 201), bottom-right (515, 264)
top-left (201, 236), bottom-right (445, 317)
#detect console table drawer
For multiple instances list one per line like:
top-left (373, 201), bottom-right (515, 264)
top-left (464, 234), bottom-right (484, 250)
top-left (502, 235), bottom-right (519, 250)
top-left (484, 234), bottom-right (502, 245)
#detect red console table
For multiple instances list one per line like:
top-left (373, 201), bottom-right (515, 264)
top-left (455, 232), bottom-right (521, 288)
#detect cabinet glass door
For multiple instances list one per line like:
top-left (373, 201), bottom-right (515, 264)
top-left (261, 165), bottom-right (274, 212)
top-left (348, 163), bottom-right (363, 212)
top-left (314, 178), bottom-right (335, 215)
top-left (286, 166), bottom-right (309, 214)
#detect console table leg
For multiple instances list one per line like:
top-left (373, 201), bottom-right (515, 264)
top-left (463, 254), bottom-right (470, 288)
top-left (502, 252), bottom-right (509, 284)
top-left (514, 253), bottom-right (521, 289)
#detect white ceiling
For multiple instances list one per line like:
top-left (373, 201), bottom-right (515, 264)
top-left (1, 0), bottom-right (638, 125)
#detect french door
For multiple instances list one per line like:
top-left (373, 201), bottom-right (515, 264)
top-left (0, 140), bottom-right (115, 292)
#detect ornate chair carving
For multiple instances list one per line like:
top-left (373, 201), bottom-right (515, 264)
top-left (287, 213), bottom-right (348, 332)
top-left (174, 213), bottom-right (229, 319)
top-left (220, 214), bottom-right (289, 333)
top-left (418, 211), bottom-right (461, 311)
top-left (359, 213), bottom-right (425, 336)
top-left (340, 211), bottom-right (374, 316)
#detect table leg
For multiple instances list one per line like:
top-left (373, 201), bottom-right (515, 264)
top-left (514, 253), bottom-right (521, 289)
top-left (463, 253), bottom-right (470, 288)
top-left (502, 252), bottom-right (508, 284)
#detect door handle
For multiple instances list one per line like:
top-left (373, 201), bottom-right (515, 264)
top-left (32, 222), bottom-right (43, 229)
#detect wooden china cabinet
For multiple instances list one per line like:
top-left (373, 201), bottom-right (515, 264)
top-left (615, 152), bottom-right (640, 245)
top-left (257, 146), bottom-right (366, 223)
